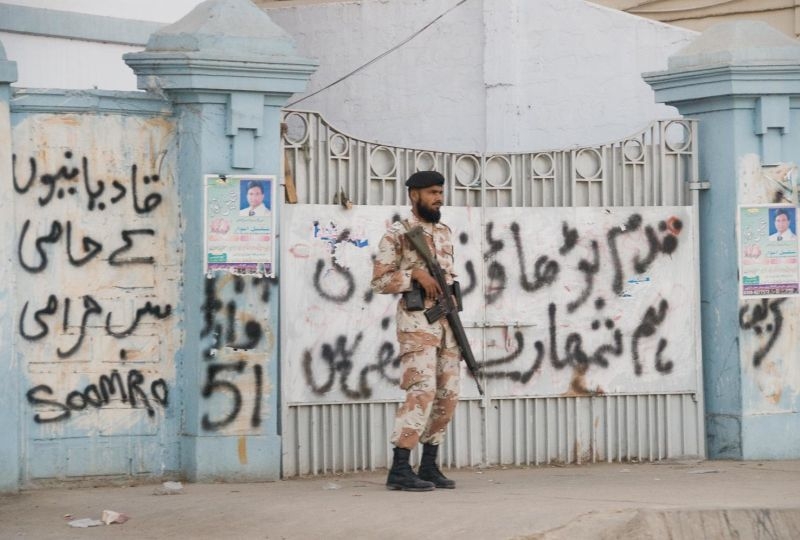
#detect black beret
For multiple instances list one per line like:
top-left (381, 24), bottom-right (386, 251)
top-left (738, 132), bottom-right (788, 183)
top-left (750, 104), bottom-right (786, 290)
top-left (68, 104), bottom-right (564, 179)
top-left (405, 170), bottom-right (445, 188)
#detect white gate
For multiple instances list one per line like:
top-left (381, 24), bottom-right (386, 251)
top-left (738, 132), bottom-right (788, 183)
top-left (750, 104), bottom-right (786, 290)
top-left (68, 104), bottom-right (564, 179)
top-left (280, 110), bottom-right (705, 476)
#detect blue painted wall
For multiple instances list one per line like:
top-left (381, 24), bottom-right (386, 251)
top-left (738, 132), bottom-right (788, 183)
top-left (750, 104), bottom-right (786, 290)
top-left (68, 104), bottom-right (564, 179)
top-left (123, 0), bottom-right (316, 482)
top-left (0, 41), bottom-right (20, 492)
top-left (647, 21), bottom-right (800, 459)
top-left (0, 0), bottom-right (315, 491)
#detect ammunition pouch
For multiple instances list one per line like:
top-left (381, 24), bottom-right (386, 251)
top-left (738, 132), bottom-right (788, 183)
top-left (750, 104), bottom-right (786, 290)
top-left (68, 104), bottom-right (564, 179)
top-left (403, 280), bottom-right (463, 316)
top-left (403, 281), bottom-right (426, 311)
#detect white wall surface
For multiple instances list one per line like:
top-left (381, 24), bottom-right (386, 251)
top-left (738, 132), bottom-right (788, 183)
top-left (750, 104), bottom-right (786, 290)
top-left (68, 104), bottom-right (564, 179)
top-left (0, 31), bottom-right (141, 91)
top-left (1, 0), bottom-right (697, 152)
top-left (268, 0), bottom-right (698, 151)
top-left (12, 109), bottom-right (183, 478)
top-left (283, 204), bottom-right (699, 403)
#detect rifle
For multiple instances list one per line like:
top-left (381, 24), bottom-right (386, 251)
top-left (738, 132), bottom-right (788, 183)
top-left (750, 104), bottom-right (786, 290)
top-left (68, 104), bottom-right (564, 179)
top-left (404, 225), bottom-right (485, 396)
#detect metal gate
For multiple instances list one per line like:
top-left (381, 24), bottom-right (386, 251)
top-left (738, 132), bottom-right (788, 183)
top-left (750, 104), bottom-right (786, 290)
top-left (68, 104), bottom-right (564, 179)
top-left (279, 110), bottom-right (704, 476)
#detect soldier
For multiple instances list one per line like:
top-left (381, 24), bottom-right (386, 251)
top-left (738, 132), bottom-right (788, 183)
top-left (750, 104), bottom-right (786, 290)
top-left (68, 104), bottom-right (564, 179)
top-left (371, 170), bottom-right (460, 491)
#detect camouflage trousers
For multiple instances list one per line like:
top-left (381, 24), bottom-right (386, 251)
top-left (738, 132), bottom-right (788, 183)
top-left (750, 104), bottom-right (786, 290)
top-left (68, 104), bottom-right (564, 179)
top-left (390, 340), bottom-right (461, 449)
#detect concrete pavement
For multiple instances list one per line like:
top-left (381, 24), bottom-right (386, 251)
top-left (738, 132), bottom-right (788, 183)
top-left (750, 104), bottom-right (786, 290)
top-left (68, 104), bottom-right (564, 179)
top-left (1, 460), bottom-right (799, 539)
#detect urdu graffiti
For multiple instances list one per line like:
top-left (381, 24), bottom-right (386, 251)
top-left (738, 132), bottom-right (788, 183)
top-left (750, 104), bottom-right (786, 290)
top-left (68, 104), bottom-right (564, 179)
top-left (13, 142), bottom-right (176, 426)
top-left (199, 274), bottom-right (270, 432)
top-left (284, 205), bottom-right (698, 403)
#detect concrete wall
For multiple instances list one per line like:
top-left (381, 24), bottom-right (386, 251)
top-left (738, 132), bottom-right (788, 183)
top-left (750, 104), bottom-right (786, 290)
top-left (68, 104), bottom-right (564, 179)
top-left (9, 91), bottom-right (183, 481)
top-left (0, 0), bottom-right (315, 490)
top-left (646, 21), bottom-right (800, 459)
top-left (1, 0), bottom-right (696, 152)
top-left (737, 158), bottom-right (800, 459)
top-left (268, 0), bottom-right (697, 152)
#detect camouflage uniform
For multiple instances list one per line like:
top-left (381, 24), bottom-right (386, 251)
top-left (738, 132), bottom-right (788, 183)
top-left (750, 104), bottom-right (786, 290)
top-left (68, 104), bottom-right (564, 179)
top-left (371, 213), bottom-right (461, 449)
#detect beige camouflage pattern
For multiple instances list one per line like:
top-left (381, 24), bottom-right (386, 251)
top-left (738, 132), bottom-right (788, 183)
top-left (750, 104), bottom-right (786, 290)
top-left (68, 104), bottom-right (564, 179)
top-left (390, 342), bottom-right (461, 447)
top-left (371, 213), bottom-right (461, 449)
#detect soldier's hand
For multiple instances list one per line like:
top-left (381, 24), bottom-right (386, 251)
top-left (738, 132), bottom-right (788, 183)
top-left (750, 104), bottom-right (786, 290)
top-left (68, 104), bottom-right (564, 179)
top-left (411, 269), bottom-right (442, 300)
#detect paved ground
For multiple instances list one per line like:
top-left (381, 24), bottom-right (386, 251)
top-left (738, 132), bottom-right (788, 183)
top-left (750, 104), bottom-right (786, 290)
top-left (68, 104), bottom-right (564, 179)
top-left (1, 460), bottom-right (799, 539)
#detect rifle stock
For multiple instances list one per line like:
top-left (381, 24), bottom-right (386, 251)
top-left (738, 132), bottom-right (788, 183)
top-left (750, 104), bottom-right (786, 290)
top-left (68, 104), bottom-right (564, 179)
top-left (405, 226), bottom-right (485, 396)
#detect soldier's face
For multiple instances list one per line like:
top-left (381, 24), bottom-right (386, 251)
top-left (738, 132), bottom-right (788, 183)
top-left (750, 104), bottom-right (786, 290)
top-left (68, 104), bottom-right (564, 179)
top-left (412, 186), bottom-right (443, 223)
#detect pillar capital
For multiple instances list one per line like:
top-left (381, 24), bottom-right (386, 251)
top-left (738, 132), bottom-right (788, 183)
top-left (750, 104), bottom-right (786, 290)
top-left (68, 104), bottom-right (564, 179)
top-left (644, 21), bottom-right (800, 107)
top-left (124, 0), bottom-right (316, 170)
top-left (641, 21), bottom-right (800, 459)
top-left (124, 0), bottom-right (317, 97)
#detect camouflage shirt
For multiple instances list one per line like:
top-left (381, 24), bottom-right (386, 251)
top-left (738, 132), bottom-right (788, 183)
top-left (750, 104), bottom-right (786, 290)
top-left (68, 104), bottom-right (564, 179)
top-left (371, 212), bottom-right (457, 347)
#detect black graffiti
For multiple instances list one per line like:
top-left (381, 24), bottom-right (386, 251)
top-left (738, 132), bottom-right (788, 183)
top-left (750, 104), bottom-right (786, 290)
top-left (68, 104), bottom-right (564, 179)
top-left (19, 295), bottom-right (58, 341)
top-left (199, 274), bottom-right (271, 430)
top-left (559, 221), bottom-right (579, 255)
top-left (304, 212), bottom-right (686, 393)
top-left (510, 222), bottom-right (560, 292)
top-left (66, 221), bottom-right (103, 266)
top-left (201, 361), bottom-right (265, 431)
top-left (461, 259), bottom-right (479, 297)
top-left (631, 299), bottom-right (671, 376)
top-left (548, 303), bottom-right (625, 370)
top-left (19, 295), bottom-right (171, 357)
top-left (312, 227), bottom-right (357, 303)
top-left (108, 229), bottom-right (156, 265)
top-left (566, 240), bottom-right (600, 313)
top-left (313, 258), bottom-right (355, 303)
top-left (478, 298), bottom-right (668, 382)
top-left (633, 219), bottom-right (682, 273)
top-left (302, 321), bottom-right (401, 398)
top-left (484, 222), bottom-right (507, 304)
top-left (201, 361), bottom-right (245, 430)
top-left (17, 220), bottom-right (62, 273)
top-left (200, 274), bottom-right (267, 354)
top-left (12, 152), bottom-right (163, 213)
top-left (18, 219), bottom-right (157, 272)
top-left (201, 275), bottom-right (223, 343)
top-left (106, 301), bottom-right (172, 338)
top-left (251, 364), bottom-right (263, 427)
top-left (58, 295), bottom-right (102, 358)
top-left (479, 331), bottom-right (545, 384)
top-left (739, 298), bottom-right (787, 367)
top-left (26, 368), bottom-right (168, 423)
top-left (130, 164), bottom-right (163, 214)
top-left (607, 213), bottom-right (643, 295)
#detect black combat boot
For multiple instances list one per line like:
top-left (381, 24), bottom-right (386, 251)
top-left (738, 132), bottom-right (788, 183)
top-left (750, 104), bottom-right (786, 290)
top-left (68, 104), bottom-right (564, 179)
top-left (418, 443), bottom-right (456, 489)
top-left (386, 447), bottom-right (435, 491)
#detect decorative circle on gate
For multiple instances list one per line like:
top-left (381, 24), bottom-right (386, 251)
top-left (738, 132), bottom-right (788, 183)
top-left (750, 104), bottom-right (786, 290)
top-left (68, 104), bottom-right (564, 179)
top-left (415, 152), bottom-right (437, 172)
top-left (575, 148), bottom-right (602, 179)
top-left (664, 121), bottom-right (691, 152)
top-left (485, 156), bottom-right (512, 187)
top-left (283, 112), bottom-right (309, 145)
top-left (454, 155), bottom-right (480, 187)
top-left (531, 153), bottom-right (554, 177)
top-left (329, 134), bottom-right (349, 157)
top-left (622, 139), bottom-right (644, 162)
top-left (370, 146), bottom-right (397, 177)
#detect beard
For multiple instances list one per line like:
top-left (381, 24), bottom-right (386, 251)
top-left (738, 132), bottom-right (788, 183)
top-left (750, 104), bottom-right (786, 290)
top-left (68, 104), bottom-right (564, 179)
top-left (415, 200), bottom-right (441, 223)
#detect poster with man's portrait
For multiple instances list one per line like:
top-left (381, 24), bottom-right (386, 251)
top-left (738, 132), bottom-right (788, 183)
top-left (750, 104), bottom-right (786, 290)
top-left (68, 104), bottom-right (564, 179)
top-left (204, 175), bottom-right (276, 276)
top-left (738, 204), bottom-right (799, 298)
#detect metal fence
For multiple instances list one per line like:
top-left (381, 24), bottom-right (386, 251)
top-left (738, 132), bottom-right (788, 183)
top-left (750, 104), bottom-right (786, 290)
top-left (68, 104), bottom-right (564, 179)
top-left (281, 110), bottom-right (704, 477)
top-left (282, 110), bottom-right (697, 208)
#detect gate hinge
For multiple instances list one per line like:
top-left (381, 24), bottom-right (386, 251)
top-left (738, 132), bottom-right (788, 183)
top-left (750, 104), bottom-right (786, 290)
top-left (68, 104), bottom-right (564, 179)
top-left (688, 181), bottom-right (710, 191)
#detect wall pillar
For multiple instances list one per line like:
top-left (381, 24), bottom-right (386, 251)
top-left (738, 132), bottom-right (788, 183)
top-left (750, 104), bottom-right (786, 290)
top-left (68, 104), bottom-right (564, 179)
top-left (0, 40), bottom-right (19, 492)
top-left (125, 0), bottom-right (316, 481)
top-left (644, 21), bottom-right (800, 459)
